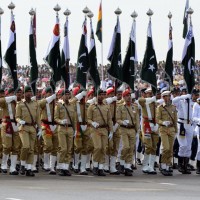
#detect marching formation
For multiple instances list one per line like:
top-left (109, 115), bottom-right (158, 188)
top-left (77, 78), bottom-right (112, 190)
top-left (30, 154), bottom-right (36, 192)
top-left (0, 84), bottom-right (199, 177)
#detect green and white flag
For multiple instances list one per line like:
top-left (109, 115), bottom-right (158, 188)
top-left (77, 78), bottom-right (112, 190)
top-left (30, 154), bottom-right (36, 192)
top-left (76, 17), bottom-right (89, 89)
top-left (164, 22), bottom-right (173, 86)
top-left (182, 24), bottom-right (195, 94)
top-left (140, 20), bottom-right (158, 94)
top-left (183, 0), bottom-right (189, 39)
top-left (44, 16), bottom-right (61, 92)
top-left (107, 16), bottom-right (123, 82)
top-left (61, 16), bottom-right (70, 89)
top-left (89, 19), bottom-right (100, 90)
top-left (4, 12), bottom-right (18, 91)
top-left (122, 19), bottom-right (137, 91)
top-left (29, 13), bottom-right (38, 95)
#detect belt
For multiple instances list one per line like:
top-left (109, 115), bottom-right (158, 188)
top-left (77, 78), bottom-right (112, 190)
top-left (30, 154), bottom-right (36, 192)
top-left (121, 125), bottom-right (135, 129)
top-left (41, 120), bottom-right (57, 125)
top-left (79, 122), bottom-right (87, 125)
top-left (25, 122), bottom-right (36, 126)
top-left (58, 124), bottom-right (73, 127)
top-left (97, 125), bottom-right (108, 129)
top-left (160, 124), bottom-right (174, 128)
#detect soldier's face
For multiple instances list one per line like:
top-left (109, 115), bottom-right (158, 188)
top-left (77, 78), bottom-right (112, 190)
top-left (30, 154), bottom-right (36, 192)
top-left (63, 93), bottom-right (71, 101)
top-left (45, 92), bottom-right (52, 98)
top-left (192, 94), bottom-right (199, 102)
top-left (98, 93), bottom-right (104, 102)
top-left (163, 95), bottom-right (171, 104)
top-left (16, 91), bottom-right (22, 100)
top-left (25, 91), bottom-right (32, 99)
top-left (146, 92), bottom-right (153, 97)
top-left (124, 94), bottom-right (131, 103)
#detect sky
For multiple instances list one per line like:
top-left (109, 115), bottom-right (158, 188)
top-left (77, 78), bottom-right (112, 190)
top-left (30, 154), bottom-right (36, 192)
top-left (0, 0), bottom-right (200, 66)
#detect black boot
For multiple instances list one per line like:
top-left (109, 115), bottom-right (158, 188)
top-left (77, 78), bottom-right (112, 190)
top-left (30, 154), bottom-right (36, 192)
top-left (98, 169), bottom-right (106, 176)
top-left (20, 166), bottom-right (26, 175)
top-left (124, 168), bottom-right (133, 176)
top-left (59, 169), bottom-right (67, 176)
top-left (26, 170), bottom-right (35, 177)
top-left (93, 167), bottom-right (98, 175)
top-left (178, 157), bottom-right (184, 173)
top-left (196, 160), bottom-right (200, 174)
top-left (182, 157), bottom-right (191, 174)
top-left (119, 165), bottom-right (125, 174)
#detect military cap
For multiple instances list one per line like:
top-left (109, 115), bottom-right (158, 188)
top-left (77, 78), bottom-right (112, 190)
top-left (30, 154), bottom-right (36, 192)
top-left (122, 89), bottom-right (131, 97)
top-left (192, 89), bottom-right (199, 95)
top-left (161, 90), bottom-right (171, 97)
top-left (7, 88), bottom-right (15, 94)
top-left (0, 88), bottom-right (4, 93)
top-left (45, 87), bottom-right (53, 94)
top-left (24, 86), bottom-right (32, 93)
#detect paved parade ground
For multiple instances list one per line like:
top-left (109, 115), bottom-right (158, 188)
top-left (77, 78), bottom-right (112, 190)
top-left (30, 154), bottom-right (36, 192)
top-left (0, 167), bottom-right (199, 200)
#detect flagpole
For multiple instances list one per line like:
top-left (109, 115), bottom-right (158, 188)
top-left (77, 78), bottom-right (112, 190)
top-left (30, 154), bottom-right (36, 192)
top-left (101, 0), bottom-right (104, 82)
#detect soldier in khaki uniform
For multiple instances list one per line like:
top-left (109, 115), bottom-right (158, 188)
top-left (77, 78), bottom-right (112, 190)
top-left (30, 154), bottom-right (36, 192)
top-left (54, 89), bottom-right (76, 176)
top-left (39, 87), bottom-right (58, 174)
top-left (138, 88), bottom-right (159, 174)
top-left (0, 88), bottom-right (21, 175)
top-left (87, 89), bottom-right (113, 176)
top-left (156, 91), bottom-right (178, 176)
top-left (116, 89), bottom-right (139, 176)
top-left (16, 86), bottom-right (41, 177)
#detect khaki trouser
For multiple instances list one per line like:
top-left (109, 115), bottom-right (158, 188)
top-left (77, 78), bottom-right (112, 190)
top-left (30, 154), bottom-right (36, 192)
top-left (106, 130), bottom-right (121, 157)
top-left (92, 127), bottom-right (108, 164)
top-left (42, 129), bottom-right (58, 156)
top-left (120, 127), bottom-right (136, 163)
top-left (19, 125), bottom-right (36, 164)
top-left (143, 132), bottom-right (159, 155)
top-left (74, 128), bottom-right (94, 155)
top-left (160, 127), bottom-right (176, 165)
top-left (1, 123), bottom-right (21, 155)
top-left (58, 126), bottom-right (73, 164)
top-left (0, 127), bottom-right (2, 159)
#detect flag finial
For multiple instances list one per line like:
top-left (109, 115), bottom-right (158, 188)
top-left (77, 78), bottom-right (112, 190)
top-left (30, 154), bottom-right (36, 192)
top-left (131, 10), bottom-right (138, 19)
top-left (187, 7), bottom-right (194, 25)
top-left (29, 8), bottom-right (35, 16)
top-left (0, 7), bottom-right (4, 15)
top-left (83, 6), bottom-right (90, 15)
top-left (64, 8), bottom-right (71, 17)
top-left (8, 2), bottom-right (15, 10)
top-left (114, 7), bottom-right (122, 16)
top-left (146, 8), bottom-right (153, 20)
top-left (87, 11), bottom-right (94, 19)
top-left (54, 4), bottom-right (61, 16)
top-left (168, 11), bottom-right (172, 19)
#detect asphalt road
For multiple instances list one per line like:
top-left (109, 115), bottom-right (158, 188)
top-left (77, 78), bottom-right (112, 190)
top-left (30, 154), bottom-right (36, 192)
top-left (0, 167), bottom-right (199, 200)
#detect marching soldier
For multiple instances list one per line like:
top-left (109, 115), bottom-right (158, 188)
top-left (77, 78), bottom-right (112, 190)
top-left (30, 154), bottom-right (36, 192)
top-left (39, 87), bottom-right (58, 174)
top-left (0, 88), bottom-right (21, 175)
top-left (16, 86), bottom-right (41, 177)
top-left (172, 89), bottom-right (199, 174)
top-left (116, 89), bottom-right (139, 176)
top-left (54, 89), bottom-right (76, 176)
top-left (192, 97), bottom-right (200, 174)
top-left (87, 89), bottom-right (113, 176)
top-left (138, 88), bottom-right (159, 174)
top-left (156, 91), bottom-right (178, 176)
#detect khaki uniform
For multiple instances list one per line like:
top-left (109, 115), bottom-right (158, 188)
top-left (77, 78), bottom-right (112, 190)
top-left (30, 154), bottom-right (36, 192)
top-left (156, 103), bottom-right (177, 166)
top-left (0, 98), bottom-right (21, 156)
top-left (116, 103), bottom-right (139, 165)
top-left (0, 107), bottom-right (3, 160)
top-left (87, 103), bottom-right (113, 166)
top-left (138, 98), bottom-right (159, 155)
top-left (39, 99), bottom-right (58, 156)
top-left (16, 99), bottom-right (41, 165)
top-left (54, 101), bottom-right (76, 166)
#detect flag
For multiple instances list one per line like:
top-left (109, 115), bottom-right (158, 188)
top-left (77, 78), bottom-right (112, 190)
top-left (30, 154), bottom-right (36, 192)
top-left (89, 19), bottom-right (100, 90)
top-left (44, 16), bottom-right (61, 92)
top-left (183, 0), bottom-right (189, 39)
top-left (182, 24), bottom-right (195, 94)
top-left (164, 22), bottom-right (173, 86)
top-left (107, 16), bottom-right (123, 82)
top-left (140, 20), bottom-right (158, 94)
top-left (76, 17), bottom-right (89, 89)
top-left (29, 13), bottom-right (38, 95)
top-left (61, 16), bottom-right (70, 89)
top-left (4, 12), bottom-right (18, 91)
top-left (122, 19), bottom-right (137, 91)
top-left (0, 16), bottom-right (2, 86)
top-left (96, 0), bottom-right (102, 43)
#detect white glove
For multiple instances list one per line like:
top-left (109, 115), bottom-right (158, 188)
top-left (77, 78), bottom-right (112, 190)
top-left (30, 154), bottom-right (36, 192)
top-left (76, 91), bottom-right (86, 101)
top-left (105, 97), bottom-right (113, 105)
top-left (61, 119), bottom-right (68, 125)
top-left (112, 96), bottom-right (117, 102)
top-left (87, 97), bottom-right (96, 104)
top-left (146, 96), bottom-right (156, 104)
top-left (91, 122), bottom-right (99, 128)
top-left (181, 94), bottom-right (191, 100)
top-left (80, 125), bottom-right (87, 132)
top-left (122, 120), bottom-right (129, 126)
top-left (162, 121), bottom-right (171, 127)
top-left (108, 132), bottom-right (113, 141)
top-left (19, 120), bottom-right (26, 125)
top-left (131, 93), bottom-right (135, 99)
top-left (31, 96), bottom-right (36, 101)
top-left (46, 94), bottom-right (56, 103)
top-left (5, 95), bottom-right (17, 103)
top-left (37, 129), bottom-right (42, 139)
top-left (113, 123), bottom-right (119, 132)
